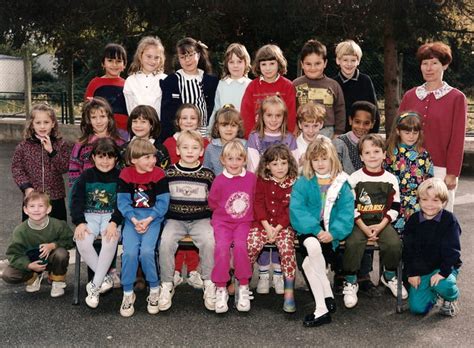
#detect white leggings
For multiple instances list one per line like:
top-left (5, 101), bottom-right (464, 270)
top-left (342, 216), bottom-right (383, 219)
top-left (302, 237), bottom-right (333, 317)
top-left (76, 214), bottom-right (120, 286)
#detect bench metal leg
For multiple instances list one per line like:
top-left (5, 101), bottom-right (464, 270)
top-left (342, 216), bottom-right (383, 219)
top-left (396, 261), bottom-right (404, 313)
top-left (72, 249), bottom-right (81, 305)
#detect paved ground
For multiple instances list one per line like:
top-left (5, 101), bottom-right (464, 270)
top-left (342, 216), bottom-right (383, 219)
top-left (1, 142), bottom-right (473, 347)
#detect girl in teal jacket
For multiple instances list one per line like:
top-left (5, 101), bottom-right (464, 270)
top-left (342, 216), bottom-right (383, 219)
top-left (290, 138), bottom-right (354, 328)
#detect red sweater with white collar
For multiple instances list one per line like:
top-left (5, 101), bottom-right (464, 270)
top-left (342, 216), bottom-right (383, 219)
top-left (399, 87), bottom-right (467, 176)
top-left (253, 176), bottom-right (295, 229)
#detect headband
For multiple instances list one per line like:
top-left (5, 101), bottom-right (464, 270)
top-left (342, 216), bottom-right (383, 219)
top-left (397, 112), bottom-right (420, 125)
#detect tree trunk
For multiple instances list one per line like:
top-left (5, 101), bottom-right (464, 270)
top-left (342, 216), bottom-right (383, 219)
top-left (23, 48), bottom-right (32, 119)
top-left (67, 56), bottom-right (75, 125)
top-left (383, 15), bottom-right (400, 135)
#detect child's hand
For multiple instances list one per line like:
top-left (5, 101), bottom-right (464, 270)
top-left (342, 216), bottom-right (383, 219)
top-left (38, 134), bottom-right (53, 153)
top-left (362, 226), bottom-right (377, 241)
top-left (131, 217), bottom-right (140, 227)
top-left (408, 276), bottom-right (420, 289)
top-left (39, 243), bottom-right (56, 259)
top-left (268, 227), bottom-right (277, 243)
top-left (139, 217), bottom-right (153, 232)
top-left (131, 217), bottom-right (144, 233)
top-left (371, 221), bottom-right (388, 236)
top-left (24, 187), bottom-right (34, 197)
top-left (430, 273), bottom-right (445, 287)
top-left (28, 260), bottom-right (47, 273)
top-left (74, 223), bottom-right (90, 241)
top-left (104, 222), bottom-right (119, 242)
top-left (317, 231), bottom-right (333, 244)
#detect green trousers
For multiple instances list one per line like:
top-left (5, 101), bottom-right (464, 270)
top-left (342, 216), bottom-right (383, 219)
top-left (409, 269), bottom-right (459, 314)
top-left (343, 223), bottom-right (401, 276)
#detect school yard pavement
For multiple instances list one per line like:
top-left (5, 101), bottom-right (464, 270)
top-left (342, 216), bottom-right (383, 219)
top-left (1, 142), bottom-right (474, 347)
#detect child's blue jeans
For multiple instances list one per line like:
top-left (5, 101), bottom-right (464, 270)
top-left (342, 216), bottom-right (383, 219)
top-left (121, 219), bottom-right (162, 292)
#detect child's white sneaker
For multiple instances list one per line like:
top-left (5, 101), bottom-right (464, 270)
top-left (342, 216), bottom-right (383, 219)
top-left (173, 271), bottom-right (183, 287)
top-left (85, 281), bottom-right (100, 308)
top-left (25, 272), bottom-right (44, 293)
top-left (147, 290), bottom-right (160, 315)
top-left (99, 274), bottom-right (114, 294)
top-left (50, 281), bottom-right (66, 298)
top-left (215, 287), bottom-right (229, 314)
top-left (187, 271), bottom-right (204, 289)
top-left (203, 280), bottom-right (216, 311)
top-left (256, 272), bottom-right (270, 294)
top-left (272, 274), bottom-right (284, 294)
top-left (236, 284), bottom-right (253, 312)
top-left (158, 282), bottom-right (174, 311)
top-left (380, 275), bottom-right (408, 299)
top-left (120, 292), bottom-right (136, 317)
top-left (439, 300), bottom-right (459, 317)
top-left (343, 281), bottom-right (359, 308)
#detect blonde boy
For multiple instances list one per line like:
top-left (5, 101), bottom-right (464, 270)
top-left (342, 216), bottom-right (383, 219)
top-left (403, 178), bottom-right (461, 316)
top-left (158, 130), bottom-right (216, 311)
top-left (333, 40), bottom-right (380, 133)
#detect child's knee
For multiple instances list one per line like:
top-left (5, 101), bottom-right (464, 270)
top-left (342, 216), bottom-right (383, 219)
top-left (50, 247), bottom-right (69, 262)
top-left (122, 248), bottom-right (139, 261)
top-left (304, 237), bottom-right (322, 257)
top-left (436, 278), bottom-right (459, 300)
top-left (409, 298), bottom-right (434, 315)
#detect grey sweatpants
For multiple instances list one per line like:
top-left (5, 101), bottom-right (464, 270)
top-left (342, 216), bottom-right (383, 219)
top-left (159, 218), bottom-right (215, 283)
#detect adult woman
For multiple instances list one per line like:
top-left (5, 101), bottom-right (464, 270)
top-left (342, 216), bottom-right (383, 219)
top-left (399, 42), bottom-right (467, 211)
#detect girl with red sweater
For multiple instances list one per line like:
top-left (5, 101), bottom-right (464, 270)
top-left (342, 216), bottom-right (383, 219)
top-left (247, 144), bottom-right (298, 313)
top-left (85, 44), bottom-right (128, 136)
top-left (240, 44), bottom-right (296, 138)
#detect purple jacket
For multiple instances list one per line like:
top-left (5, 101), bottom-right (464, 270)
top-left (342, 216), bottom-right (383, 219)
top-left (12, 136), bottom-right (72, 200)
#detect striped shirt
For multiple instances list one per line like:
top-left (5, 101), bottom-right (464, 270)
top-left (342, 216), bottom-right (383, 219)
top-left (176, 69), bottom-right (207, 136)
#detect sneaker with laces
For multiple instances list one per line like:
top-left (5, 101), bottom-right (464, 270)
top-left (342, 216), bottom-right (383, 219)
top-left (147, 290), bottom-right (160, 315)
top-left (158, 282), bottom-right (174, 311)
top-left (215, 287), bottom-right (229, 314)
top-left (85, 281), bottom-right (100, 308)
top-left (256, 273), bottom-right (270, 294)
top-left (203, 280), bottom-right (216, 311)
top-left (100, 274), bottom-right (114, 294)
top-left (187, 271), bottom-right (204, 289)
top-left (50, 281), bottom-right (66, 298)
top-left (236, 284), bottom-right (253, 312)
top-left (439, 300), bottom-right (459, 317)
top-left (173, 271), bottom-right (183, 287)
top-left (120, 292), bottom-right (136, 317)
top-left (26, 272), bottom-right (44, 293)
top-left (343, 282), bottom-right (359, 308)
top-left (380, 275), bottom-right (408, 299)
top-left (273, 274), bottom-right (284, 295)
top-left (110, 269), bottom-right (121, 288)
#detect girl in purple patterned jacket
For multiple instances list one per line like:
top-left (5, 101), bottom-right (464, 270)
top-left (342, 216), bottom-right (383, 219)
top-left (12, 103), bottom-right (72, 221)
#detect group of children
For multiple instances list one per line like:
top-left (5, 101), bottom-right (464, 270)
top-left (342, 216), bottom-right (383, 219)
top-left (2, 35), bottom-right (462, 327)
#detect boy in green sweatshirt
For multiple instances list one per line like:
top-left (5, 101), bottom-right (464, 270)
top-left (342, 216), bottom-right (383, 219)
top-left (2, 191), bottom-right (73, 297)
